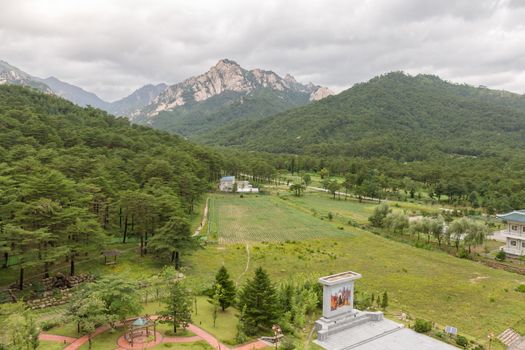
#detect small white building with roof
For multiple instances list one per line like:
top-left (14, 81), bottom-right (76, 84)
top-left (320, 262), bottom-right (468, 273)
top-left (219, 176), bottom-right (259, 193)
top-left (497, 210), bottom-right (525, 256)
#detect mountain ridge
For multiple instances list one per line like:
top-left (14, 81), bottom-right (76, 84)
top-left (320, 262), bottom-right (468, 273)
top-left (201, 71), bottom-right (525, 161)
top-left (137, 59), bottom-right (333, 120)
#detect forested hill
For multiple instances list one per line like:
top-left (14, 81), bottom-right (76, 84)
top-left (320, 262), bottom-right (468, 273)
top-left (205, 72), bottom-right (525, 161)
top-left (0, 85), bottom-right (227, 277)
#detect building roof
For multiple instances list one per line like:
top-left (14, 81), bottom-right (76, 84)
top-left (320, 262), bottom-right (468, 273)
top-left (132, 318), bottom-right (147, 326)
top-left (220, 176), bottom-right (235, 181)
top-left (497, 210), bottom-right (525, 224)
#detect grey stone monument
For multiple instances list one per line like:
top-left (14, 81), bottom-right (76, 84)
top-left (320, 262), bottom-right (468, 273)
top-left (315, 271), bottom-right (383, 341)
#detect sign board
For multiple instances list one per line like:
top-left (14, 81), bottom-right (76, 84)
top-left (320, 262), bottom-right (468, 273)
top-left (319, 271), bottom-right (362, 318)
top-left (445, 326), bottom-right (458, 335)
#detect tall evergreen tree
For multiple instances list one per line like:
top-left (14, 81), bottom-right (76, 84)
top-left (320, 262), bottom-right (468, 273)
top-left (238, 267), bottom-right (279, 335)
top-left (212, 266), bottom-right (236, 311)
top-left (149, 215), bottom-right (197, 269)
top-left (159, 280), bottom-right (192, 333)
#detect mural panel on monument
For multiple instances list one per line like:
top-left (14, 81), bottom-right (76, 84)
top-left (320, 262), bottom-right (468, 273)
top-left (330, 283), bottom-right (352, 311)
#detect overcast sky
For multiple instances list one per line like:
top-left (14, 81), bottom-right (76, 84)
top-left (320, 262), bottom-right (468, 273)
top-left (1, 0), bottom-right (524, 101)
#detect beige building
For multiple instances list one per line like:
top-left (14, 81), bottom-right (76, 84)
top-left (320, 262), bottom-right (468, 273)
top-left (497, 210), bottom-right (525, 256)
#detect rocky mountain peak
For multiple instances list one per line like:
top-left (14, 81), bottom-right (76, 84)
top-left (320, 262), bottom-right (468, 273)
top-left (213, 58), bottom-right (241, 69)
top-left (310, 86), bottom-right (335, 101)
top-left (0, 60), bottom-right (54, 94)
top-left (284, 74), bottom-right (298, 84)
top-left (139, 59), bottom-right (335, 118)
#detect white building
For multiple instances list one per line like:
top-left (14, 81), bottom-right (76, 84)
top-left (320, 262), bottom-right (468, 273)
top-left (219, 176), bottom-right (235, 192)
top-left (497, 210), bottom-right (525, 256)
top-left (219, 176), bottom-right (259, 193)
top-left (236, 180), bottom-right (259, 193)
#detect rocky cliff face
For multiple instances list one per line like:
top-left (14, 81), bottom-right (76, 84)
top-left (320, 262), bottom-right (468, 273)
top-left (140, 59), bottom-right (334, 119)
top-left (310, 86), bottom-right (335, 101)
top-left (108, 83), bottom-right (168, 116)
top-left (0, 60), bottom-right (54, 94)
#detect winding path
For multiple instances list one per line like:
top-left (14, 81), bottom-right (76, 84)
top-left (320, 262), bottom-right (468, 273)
top-left (39, 317), bottom-right (269, 350)
top-left (235, 243), bottom-right (251, 286)
top-left (193, 197), bottom-right (210, 237)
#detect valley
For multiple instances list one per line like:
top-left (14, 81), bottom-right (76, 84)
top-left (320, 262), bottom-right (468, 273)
top-left (2, 57), bottom-right (525, 350)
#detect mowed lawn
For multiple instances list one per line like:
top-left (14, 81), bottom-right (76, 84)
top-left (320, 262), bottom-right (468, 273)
top-left (189, 192), bottom-right (525, 346)
top-left (208, 194), bottom-right (348, 243)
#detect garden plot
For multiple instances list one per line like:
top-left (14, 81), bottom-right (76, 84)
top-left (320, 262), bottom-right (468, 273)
top-left (209, 194), bottom-right (348, 244)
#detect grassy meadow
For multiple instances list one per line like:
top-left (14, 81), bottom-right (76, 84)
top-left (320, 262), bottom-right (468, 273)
top-left (186, 191), bottom-right (525, 348)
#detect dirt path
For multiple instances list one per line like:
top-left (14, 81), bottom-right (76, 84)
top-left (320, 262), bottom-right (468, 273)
top-left (305, 323), bottom-right (316, 349)
top-left (236, 243), bottom-right (251, 286)
top-left (193, 197), bottom-right (210, 237)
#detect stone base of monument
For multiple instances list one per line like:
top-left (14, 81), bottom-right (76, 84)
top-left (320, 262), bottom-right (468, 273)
top-left (315, 310), bottom-right (384, 341)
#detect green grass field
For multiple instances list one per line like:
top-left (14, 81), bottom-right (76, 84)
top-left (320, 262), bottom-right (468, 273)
top-left (208, 194), bottom-right (348, 243)
top-left (37, 340), bottom-right (66, 350)
top-left (186, 191), bottom-right (525, 348)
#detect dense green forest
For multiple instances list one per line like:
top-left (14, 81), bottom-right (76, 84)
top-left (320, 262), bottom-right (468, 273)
top-left (205, 72), bottom-right (525, 159)
top-left (198, 73), bottom-right (525, 212)
top-left (0, 85), bottom-right (278, 290)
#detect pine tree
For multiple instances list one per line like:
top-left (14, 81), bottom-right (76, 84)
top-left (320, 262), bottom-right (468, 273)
top-left (149, 215), bottom-right (197, 269)
top-left (160, 280), bottom-right (192, 333)
top-left (212, 266), bottom-right (236, 311)
top-left (238, 267), bottom-right (279, 335)
top-left (381, 291), bottom-right (389, 309)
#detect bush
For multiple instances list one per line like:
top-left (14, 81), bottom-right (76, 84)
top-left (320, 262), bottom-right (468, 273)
top-left (515, 284), bottom-right (525, 293)
top-left (40, 318), bottom-right (63, 331)
top-left (280, 337), bottom-right (296, 350)
top-left (414, 318), bottom-right (432, 333)
top-left (456, 335), bottom-right (468, 348)
top-left (458, 248), bottom-right (470, 259)
top-left (495, 250), bottom-right (506, 261)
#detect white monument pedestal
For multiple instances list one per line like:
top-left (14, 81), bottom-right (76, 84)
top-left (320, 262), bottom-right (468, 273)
top-left (315, 271), bottom-right (384, 341)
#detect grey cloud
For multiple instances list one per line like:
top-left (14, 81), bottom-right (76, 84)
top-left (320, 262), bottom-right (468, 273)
top-left (0, 0), bottom-right (524, 101)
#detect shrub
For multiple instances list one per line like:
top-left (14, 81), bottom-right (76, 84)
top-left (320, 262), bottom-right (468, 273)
top-left (495, 250), bottom-right (506, 261)
top-left (280, 337), bottom-right (296, 350)
top-left (414, 318), bottom-right (432, 333)
top-left (40, 318), bottom-right (63, 331)
top-left (458, 248), bottom-right (470, 259)
top-left (368, 204), bottom-right (390, 227)
top-left (456, 335), bottom-right (468, 348)
top-left (515, 284), bottom-right (525, 293)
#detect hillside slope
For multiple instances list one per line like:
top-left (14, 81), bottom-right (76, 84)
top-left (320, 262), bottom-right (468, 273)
top-left (40, 76), bottom-right (111, 110)
top-left (206, 72), bottom-right (525, 161)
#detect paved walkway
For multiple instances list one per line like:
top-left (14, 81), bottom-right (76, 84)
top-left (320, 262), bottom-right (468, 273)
top-left (38, 333), bottom-right (77, 344)
top-left (40, 318), bottom-right (269, 350)
top-left (64, 325), bottom-right (111, 350)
